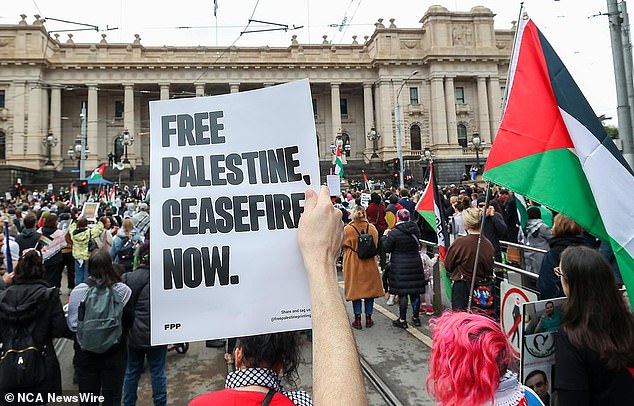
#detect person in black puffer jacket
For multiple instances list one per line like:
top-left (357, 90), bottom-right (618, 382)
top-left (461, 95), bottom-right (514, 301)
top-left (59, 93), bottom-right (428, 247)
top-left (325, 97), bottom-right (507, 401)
top-left (14, 214), bottom-right (40, 256)
top-left (382, 209), bottom-right (425, 329)
top-left (38, 214), bottom-right (67, 288)
top-left (0, 250), bottom-right (71, 404)
top-left (121, 241), bottom-right (167, 406)
top-left (537, 214), bottom-right (588, 299)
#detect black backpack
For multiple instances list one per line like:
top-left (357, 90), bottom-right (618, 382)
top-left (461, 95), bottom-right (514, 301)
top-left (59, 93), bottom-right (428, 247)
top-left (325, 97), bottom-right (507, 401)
top-left (0, 289), bottom-right (54, 392)
top-left (350, 224), bottom-right (378, 259)
top-left (117, 237), bottom-right (136, 271)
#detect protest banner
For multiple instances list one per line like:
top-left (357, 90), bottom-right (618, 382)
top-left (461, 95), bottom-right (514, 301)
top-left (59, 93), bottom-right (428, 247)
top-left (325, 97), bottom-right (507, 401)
top-left (500, 280), bottom-right (538, 358)
top-left (326, 175), bottom-right (340, 197)
top-left (360, 193), bottom-right (371, 208)
top-left (80, 202), bottom-right (99, 221)
top-left (149, 80), bottom-right (319, 345)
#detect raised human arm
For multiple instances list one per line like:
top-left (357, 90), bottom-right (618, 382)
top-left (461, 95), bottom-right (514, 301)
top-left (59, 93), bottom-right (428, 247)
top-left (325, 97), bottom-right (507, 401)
top-left (298, 186), bottom-right (368, 406)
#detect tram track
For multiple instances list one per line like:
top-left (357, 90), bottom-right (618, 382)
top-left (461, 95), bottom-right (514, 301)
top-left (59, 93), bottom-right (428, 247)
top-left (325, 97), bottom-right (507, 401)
top-left (359, 353), bottom-right (405, 406)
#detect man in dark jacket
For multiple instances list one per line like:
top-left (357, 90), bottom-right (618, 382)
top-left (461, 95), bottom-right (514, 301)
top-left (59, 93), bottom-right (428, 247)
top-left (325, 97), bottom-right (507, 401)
top-left (14, 214), bottom-right (40, 255)
top-left (479, 197), bottom-right (508, 262)
top-left (121, 241), bottom-right (167, 406)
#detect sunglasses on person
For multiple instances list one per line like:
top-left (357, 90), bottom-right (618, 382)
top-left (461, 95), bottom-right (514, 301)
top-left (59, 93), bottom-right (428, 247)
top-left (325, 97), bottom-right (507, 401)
top-left (553, 266), bottom-right (564, 278)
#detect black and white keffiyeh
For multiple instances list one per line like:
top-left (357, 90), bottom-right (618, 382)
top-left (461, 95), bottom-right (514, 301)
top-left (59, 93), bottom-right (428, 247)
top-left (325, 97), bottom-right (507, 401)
top-left (225, 368), bottom-right (313, 406)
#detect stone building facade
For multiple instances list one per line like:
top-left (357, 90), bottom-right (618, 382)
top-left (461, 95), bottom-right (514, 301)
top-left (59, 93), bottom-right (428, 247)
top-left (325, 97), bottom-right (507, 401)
top-left (0, 6), bottom-right (513, 184)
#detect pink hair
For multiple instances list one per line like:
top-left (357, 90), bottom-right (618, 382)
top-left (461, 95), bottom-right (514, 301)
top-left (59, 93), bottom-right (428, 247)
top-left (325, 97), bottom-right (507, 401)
top-left (426, 312), bottom-right (512, 406)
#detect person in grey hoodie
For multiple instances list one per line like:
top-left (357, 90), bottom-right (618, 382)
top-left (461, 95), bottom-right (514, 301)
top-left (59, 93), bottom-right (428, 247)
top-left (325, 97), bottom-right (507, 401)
top-left (523, 207), bottom-right (552, 274)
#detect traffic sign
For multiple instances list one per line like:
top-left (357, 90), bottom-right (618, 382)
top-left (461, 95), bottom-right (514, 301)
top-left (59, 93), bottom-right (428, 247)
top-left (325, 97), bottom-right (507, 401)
top-left (500, 281), bottom-right (538, 359)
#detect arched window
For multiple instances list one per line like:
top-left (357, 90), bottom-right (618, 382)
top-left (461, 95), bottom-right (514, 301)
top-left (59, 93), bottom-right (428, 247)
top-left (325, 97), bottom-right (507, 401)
top-left (410, 125), bottom-right (421, 151)
top-left (0, 130), bottom-right (6, 161)
top-left (457, 124), bottom-right (468, 147)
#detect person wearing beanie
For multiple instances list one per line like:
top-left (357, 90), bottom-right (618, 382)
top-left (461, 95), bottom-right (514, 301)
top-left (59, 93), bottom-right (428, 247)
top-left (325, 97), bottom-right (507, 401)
top-left (382, 208), bottom-right (426, 328)
top-left (122, 241), bottom-right (168, 406)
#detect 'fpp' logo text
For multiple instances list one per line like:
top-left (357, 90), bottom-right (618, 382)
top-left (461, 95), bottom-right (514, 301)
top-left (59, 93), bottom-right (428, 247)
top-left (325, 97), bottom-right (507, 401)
top-left (164, 323), bottom-right (181, 330)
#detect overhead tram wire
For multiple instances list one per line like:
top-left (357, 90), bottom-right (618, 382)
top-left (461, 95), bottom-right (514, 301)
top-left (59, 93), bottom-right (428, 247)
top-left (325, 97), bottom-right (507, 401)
top-left (192, 0), bottom-right (261, 85)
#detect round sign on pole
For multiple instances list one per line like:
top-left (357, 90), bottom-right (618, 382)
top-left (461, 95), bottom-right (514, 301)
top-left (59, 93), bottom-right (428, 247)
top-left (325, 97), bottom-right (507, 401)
top-left (500, 282), bottom-right (535, 359)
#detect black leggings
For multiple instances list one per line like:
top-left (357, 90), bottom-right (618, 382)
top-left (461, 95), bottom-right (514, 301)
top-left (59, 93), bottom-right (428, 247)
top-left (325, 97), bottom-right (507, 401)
top-left (398, 294), bottom-right (421, 321)
top-left (451, 280), bottom-right (470, 311)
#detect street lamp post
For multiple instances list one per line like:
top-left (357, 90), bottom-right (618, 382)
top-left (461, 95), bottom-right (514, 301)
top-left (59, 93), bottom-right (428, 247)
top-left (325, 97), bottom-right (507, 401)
top-left (79, 102), bottom-right (87, 180)
top-left (42, 130), bottom-right (57, 166)
top-left (395, 70), bottom-right (419, 189)
top-left (471, 132), bottom-right (483, 169)
top-left (367, 127), bottom-right (381, 159)
top-left (67, 142), bottom-right (90, 172)
top-left (121, 129), bottom-right (134, 165)
top-left (423, 148), bottom-right (433, 182)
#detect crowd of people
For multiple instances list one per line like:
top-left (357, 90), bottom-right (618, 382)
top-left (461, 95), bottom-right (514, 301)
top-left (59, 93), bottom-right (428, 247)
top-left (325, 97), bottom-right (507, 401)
top-left (0, 180), bottom-right (632, 406)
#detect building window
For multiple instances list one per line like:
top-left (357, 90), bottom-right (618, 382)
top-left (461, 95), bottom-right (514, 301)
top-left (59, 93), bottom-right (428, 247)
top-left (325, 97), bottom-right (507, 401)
top-left (0, 90), bottom-right (5, 108)
top-left (114, 100), bottom-right (124, 119)
top-left (0, 130), bottom-right (5, 160)
top-left (312, 98), bottom-right (317, 117)
top-left (410, 124), bottom-right (421, 151)
top-left (500, 86), bottom-right (506, 101)
top-left (457, 124), bottom-right (468, 147)
top-left (340, 98), bottom-right (348, 117)
top-left (409, 87), bottom-right (419, 105)
top-left (455, 87), bottom-right (465, 104)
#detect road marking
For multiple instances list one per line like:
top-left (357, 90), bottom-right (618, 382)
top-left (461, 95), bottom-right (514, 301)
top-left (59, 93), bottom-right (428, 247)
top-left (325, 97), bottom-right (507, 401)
top-left (338, 282), bottom-right (433, 348)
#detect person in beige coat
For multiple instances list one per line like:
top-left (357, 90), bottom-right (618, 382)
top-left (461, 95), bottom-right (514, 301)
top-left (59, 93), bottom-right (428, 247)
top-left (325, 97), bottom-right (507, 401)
top-left (342, 205), bottom-right (384, 329)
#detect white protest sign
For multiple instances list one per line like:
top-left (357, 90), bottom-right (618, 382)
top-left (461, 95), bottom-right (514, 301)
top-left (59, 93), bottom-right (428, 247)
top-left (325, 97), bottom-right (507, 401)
top-left (500, 280), bottom-right (538, 359)
top-left (360, 193), bottom-right (371, 208)
top-left (149, 80), bottom-right (319, 345)
top-left (326, 175), bottom-right (340, 197)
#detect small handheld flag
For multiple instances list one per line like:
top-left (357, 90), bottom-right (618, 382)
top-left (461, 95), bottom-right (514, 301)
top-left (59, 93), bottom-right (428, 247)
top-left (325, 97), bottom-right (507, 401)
top-left (334, 145), bottom-right (344, 177)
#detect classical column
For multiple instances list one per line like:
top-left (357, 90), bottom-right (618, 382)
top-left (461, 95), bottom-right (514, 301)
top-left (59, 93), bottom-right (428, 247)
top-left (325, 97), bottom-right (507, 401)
top-left (229, 83), bottom-right (240, 93)
top-left (159, 83), bottom-right (170, 100)
top-left (377, 81), bottom-right (394, 151)
top-left (487, 76), bottom-right (502, 141)
top-left (12, 81), bottom-right (26, 159)
top-left (444, 76), bottom-right (458, 145)
top-left (87, 84), bottom-right (99, 169)
top-left (27, 83), bottom-right (43, 161)
top-left (40, 87), bottom-right (49, 145)
top-left (123, 83), bottom-right (137, 163)
top-left (50, 87), bottom-right (62, 164)
top-left (430, 77), bottom-right (448, 145)
top-left (477, 76), bottom-right (491, 142)
top-left (363, 83), bottom-right (375, 153)
top-left (330, 83), bottom-right (342, 143)
top-left (195, 83), bottom-right (205, 97)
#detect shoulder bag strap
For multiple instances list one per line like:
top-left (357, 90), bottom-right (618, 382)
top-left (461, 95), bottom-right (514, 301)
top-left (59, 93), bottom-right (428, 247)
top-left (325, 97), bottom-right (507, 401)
top-left (349, 224), bottom-right (361, 236)
top-left (260, 388), bottom-right (276, 406)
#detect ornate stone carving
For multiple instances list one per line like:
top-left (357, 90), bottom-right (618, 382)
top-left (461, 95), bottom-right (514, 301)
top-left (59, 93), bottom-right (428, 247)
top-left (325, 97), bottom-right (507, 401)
top-left (375, 18), bottom-right (385, 29)
top-left (291, 35), bottom-right (298, 45)
top-left (400, 39), bottom-right (419, 49)
top-left (389, 18), bottom-right (396, 29)
top-left (133, 34), bottom-right (141, 45)
top-left (352, 35), bottom-right (358, 45)
top-left (66, 34), bottom-right (74, 44)
top-left (19, 14), bottom-right (27, 25)
top-left (100, 34), bottom-right (108, 44)
top-left (322, 35), bottom-right (329, 44)
top-left (452, 25), bottom-right (473, 46)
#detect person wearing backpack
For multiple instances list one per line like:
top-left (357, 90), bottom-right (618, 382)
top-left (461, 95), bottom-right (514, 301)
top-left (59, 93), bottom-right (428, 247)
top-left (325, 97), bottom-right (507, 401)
top-left (341, 205), bottom-right (383, 330)
top-left (69, 216), bottom-right (104, 286)
top-left (121, 241), bottom-right (168, 406)
top-left (67, 249), bottom-right (133, 406)
top-left (0, 250), bottom-right (71, 403)
top-left (37, 213), bottom-right (67, 289)
top-left (110, 218), bottom-right (143, 273)
top-left (382, 209), bottom-right (426, 329)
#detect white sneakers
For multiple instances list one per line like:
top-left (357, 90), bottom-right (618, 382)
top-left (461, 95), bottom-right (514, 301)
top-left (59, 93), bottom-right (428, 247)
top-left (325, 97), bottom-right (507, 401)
top-left (386, 294), bottom-right (395, 306)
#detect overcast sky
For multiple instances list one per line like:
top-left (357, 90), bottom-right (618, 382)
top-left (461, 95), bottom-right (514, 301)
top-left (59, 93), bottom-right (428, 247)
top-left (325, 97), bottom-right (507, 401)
top-left (1, 0), bottom-right (620, 125)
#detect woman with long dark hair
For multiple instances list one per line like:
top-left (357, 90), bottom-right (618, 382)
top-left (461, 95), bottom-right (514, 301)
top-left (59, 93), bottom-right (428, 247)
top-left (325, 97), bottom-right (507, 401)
top-left (189, 333), bottom-right (311, 405)
top-left (38, 213), bottom-right (66, 288)
top-left (67, 249), bottom-right (132, 406)
top-left (554, 246), bottom-right (634, 404)
top-left (0, 250), bottom-right (70, 403)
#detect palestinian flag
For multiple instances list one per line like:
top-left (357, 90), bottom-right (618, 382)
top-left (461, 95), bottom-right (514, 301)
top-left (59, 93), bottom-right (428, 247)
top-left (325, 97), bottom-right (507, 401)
top-left (415, 162), bottom-right (451, 297)
top-left (363, 170), bottom-right (370, 190)
top-left (334, 145), bottom-right (344, 177)
top-left (69, 185), bottom-right (79, 208)
top-left (88, 163), bottom-right (106, 180)
top-left (483, 16), bottom-right (634, 307)
top-left (109, 186), bottom-right (116, 204)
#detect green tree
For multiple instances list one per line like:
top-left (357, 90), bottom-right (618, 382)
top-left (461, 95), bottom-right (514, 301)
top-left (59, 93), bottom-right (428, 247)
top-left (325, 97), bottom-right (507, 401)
top-left (598, 114), bottom-right (619, 139)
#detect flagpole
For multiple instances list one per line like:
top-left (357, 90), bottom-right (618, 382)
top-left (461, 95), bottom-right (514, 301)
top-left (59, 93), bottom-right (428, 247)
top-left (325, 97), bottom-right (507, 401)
top-left (467, 181), bottom-right (492, 312)
top-left (499, 3), bottom-right (526, 118)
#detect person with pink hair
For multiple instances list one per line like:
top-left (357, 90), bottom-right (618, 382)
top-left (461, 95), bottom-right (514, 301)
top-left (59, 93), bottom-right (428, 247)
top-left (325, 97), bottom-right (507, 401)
top-left (427, 312), bottom-right (544, 406)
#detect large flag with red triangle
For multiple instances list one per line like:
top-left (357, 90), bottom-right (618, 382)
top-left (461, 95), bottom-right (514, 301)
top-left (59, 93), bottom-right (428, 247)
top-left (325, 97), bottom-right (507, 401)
top-left (88, 163), bottom-right (106, 181)
top-left (483, 15), bottom-right (634, 307)
top-left (415, 162), bottom-right (451, 297)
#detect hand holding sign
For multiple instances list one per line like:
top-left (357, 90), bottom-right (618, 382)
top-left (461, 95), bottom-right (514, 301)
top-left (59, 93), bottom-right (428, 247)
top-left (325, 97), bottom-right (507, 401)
top-left (298, 186), bottom-right (343, 270)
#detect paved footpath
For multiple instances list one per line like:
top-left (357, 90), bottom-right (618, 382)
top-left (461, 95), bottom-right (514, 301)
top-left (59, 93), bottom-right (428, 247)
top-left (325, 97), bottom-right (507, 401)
top-left (55, 272), bottom-right (438, 405)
